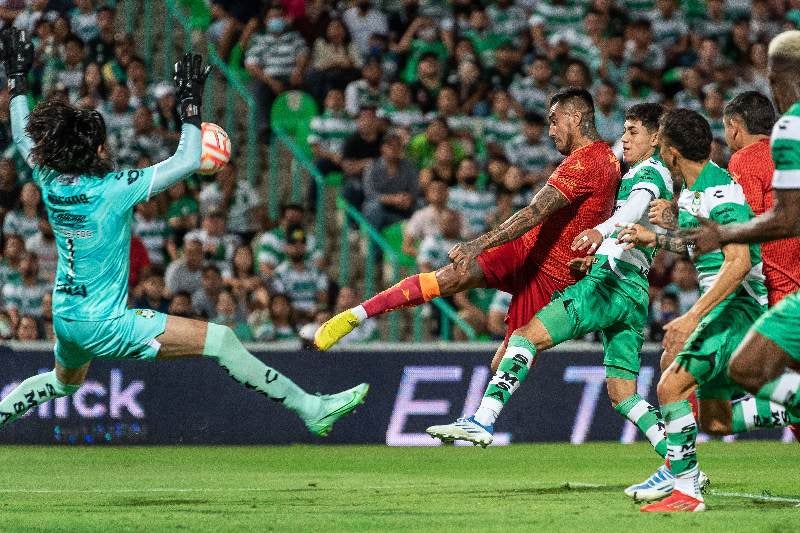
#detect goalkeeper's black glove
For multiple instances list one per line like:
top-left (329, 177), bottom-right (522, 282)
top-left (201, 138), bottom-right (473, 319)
top-left (173, 53), bottom-right (211, 126)
top-left (1, 28), bottom-right (34, 98)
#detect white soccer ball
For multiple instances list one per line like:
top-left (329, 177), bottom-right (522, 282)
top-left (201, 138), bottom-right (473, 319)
top-left (199, 122), bottom-right (232, 175)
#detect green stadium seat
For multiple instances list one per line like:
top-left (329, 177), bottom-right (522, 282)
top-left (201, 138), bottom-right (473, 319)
top-left (271, 91), bottom-right (319, 156)
top-left (380, 222), bottom-right (417, 268)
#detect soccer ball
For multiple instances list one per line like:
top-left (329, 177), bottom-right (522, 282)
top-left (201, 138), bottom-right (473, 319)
top-left (199, 122), bottom-right (232, 175)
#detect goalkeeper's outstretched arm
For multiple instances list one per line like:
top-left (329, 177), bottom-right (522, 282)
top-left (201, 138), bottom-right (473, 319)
top-left (10, 93), bottom-right (33, 166)
top-left (146, 122), bottom-right (202, 196)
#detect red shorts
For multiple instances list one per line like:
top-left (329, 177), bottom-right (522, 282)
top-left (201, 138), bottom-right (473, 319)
top-left (477, 238), bottom-right (571, 344)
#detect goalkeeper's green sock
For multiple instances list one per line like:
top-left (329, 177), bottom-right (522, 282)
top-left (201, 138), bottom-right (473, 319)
top-left (203, 323), bottom-right (321, 420)
top-left (615, 393), bottom-right (667, 458)
top-left (473, 335), bottom-right (536, 427)
top-left (0, 371), bottom-right (80, 430)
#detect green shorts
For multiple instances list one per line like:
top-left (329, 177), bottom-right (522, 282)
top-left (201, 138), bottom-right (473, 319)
top-left (754, 290), bottom-right (800, 363)
top-left (536, 261), bottom-right (648, 380)
top-left (675, 293), bottom-right (766, 400)
top-left (53, 309), bottom-right (168, 369)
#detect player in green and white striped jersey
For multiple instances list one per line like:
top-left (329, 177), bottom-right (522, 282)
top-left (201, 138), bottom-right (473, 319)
top-left (618, 108), bottom-right (795, 513)
top-left (685, 29), bottom-right (800, 463)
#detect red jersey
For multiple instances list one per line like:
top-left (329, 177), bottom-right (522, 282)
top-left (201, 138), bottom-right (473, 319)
top-left (522, 141), bottom-right (620, 282)
top-left (729, 138), bottom-right (800, 305)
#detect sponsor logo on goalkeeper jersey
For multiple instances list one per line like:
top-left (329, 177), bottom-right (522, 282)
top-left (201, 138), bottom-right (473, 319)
top-left (47, 193), bottom-right (90, 205)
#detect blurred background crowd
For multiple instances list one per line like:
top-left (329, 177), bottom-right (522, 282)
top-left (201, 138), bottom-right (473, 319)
top-left (1, 0), bottom-right (790, 343)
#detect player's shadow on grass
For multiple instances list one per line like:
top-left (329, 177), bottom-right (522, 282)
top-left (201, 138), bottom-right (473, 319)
top-left (464, 483), bottom-right (629, 498)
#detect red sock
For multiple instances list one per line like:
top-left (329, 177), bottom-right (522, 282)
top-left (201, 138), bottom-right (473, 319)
top-left (362, 272), bottom-right (441, 317)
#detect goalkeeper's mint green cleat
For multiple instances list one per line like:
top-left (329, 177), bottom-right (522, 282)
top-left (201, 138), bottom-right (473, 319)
top-left (304, 383), bottom-right (369, 437)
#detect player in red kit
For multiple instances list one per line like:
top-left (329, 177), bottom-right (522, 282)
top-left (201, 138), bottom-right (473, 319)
top-left (314, 87), bottom-right (620, 368)
top-left (723, 90), bottom-right (800, 441)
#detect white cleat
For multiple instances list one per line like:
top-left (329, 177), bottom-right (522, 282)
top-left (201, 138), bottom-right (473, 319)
top-left (426, 416), bottom-right (494, 448)
top-left (625, 465), bottom-right (710, 502)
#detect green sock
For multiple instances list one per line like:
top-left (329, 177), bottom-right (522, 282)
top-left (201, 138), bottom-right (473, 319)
top-left (203, 323), bottom-right (320, 420)
top-left (0, 370), bottom-right (80, 430)
top-left (732, 395), bottom-right (800, 433)
top-left (473, 335), bottom-right (536, 427)
top-left (615, 394), bottom-right (667, 458)
top-left (662, 400), bottom-right (702, 499)
top-left (756, 372), bottom-right (800, 414)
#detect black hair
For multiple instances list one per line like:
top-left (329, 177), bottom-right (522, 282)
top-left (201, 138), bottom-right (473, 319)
top-left (280, 203), bottom-right (304, 216)
top-left (723, 90), bottom-right (776, 136)
top-left (202, 264), bottom-right (222, 276)
top-left (625, 103), bottom-right (665, 133)
top-left (523, 111), bottom-right (545, 125)
top-left (549, 87), bottom-right (597, 136)
top-left (659, 108), bottom-right (712, 162)
top-left (26, 99), bottom-right (112, 176)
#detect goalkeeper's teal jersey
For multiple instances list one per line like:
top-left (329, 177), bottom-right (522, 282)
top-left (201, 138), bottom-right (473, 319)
top-left (771, 101), bottom-right (800, 190)
top-left (677, 161), bottom-right (768, 305)
top-left (34, 166), bottom-right (158, 321)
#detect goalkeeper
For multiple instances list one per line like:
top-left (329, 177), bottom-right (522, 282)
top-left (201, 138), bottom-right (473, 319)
top-left (0, 30), bottom-right (367, 438)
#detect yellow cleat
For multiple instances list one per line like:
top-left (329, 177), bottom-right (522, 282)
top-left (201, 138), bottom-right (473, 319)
top-left (313, 309), bottom-right (360, 351)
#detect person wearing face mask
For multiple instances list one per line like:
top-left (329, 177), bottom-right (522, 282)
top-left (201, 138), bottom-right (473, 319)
top-left (342, 0), bottom-right (388, 60)
top-left (244, 4), bottom-right (309, 139)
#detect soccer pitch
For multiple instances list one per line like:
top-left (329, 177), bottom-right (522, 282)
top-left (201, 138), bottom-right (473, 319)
top-left (0, 442), bottom-right (796, 532)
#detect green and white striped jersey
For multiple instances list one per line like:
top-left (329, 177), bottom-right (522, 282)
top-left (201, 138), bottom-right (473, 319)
top-left (447, 186), bottom-right (497, 240)
top-left (595, 154), bottom-right (673, 287)
top-left (677, 161), bottom-right (768, 304)
top-left (308, 110), bottom-right (357, 155)
top-left (1, 276), bottom-right (49, 317)
top-left (771, 101), bottom-right (800, 190)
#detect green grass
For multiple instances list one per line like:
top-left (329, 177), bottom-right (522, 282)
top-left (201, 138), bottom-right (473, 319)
top-left (0, 442), bottom-right (797, 532)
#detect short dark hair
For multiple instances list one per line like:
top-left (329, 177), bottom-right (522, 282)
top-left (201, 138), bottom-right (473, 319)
top-left (625, 103), bottom-right (664, 133)
top-left (660, 109), bottom-right (712, 162)
top-left (549, 87), bottom-right (594, 113)
top-left (723, 91), bottom-right (776, 136)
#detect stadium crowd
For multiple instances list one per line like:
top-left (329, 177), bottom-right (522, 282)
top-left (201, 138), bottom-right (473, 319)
top-left (0, 0), bottom-right (793, 343)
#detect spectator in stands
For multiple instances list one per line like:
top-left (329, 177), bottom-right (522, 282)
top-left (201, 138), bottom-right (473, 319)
top-left (403, 177), bottom-right (449, 256)
top-left (3, 181), bottom-right (41, 242)
top-left (2, 251), bottom-right (48, 330)
top-left (126, 56), bottom-right (152, 109)
top-left (407, 117), bottom-right (462, 169)
top-left (25, 213), bottom-right (56, 282)
top-left (378, 81), bottom-right (427, 135)
top-left (485, 43), bottom-right (520, 91)
top-left (343, 0), bottom-right (388, 60)
top-left (192, 264), bottom-right (225, 319)
top-left (484, 89), bottom-right (521, 156)
top-left (650, 291), bottom-right (680, 342)
top-left (703, 84), bottom-right (726, 141)
top-left (340, 106), bottom-right (384, 210)
top-left (419, 141), bottom-right (457, 189)
top-left (12, 0), bottom-right (46, 33)
top-left (167, 291), bottom-right (195, 318)
top-left (395, 14), bottom-right (449, 85)
top-left (0, 233), bottom-right (24, 287)
top-left (133, 198), bottom-right (168, 266)
top-left (14, 314), bottom-right (40, 341)
top-left (43, 34), bottom-right (84, 103)
top-left (165, 237), bottom-right (206, 297)
top-left (309, 88), bottom-right (356, 179)
top-left (207, 0), bottom-right (264, 60)
top-left (117, 106), bottom-right (170, 167)
top-left (594, 80), bottom-right (625, 144)
top-left (510, 55), bottom-right (556, 118)
top-left (257, 203), bottom-right (321, 278)
top-left (624, 19), bottom-right (664, 73)
top-left (463, 6), bottom-right (509, 67)
top-left (245, 3), bottom-right (309, 138)
top-left (263, 292), bottom-right (298, 340)
top-left (70, 0), bottom-right (99, 43)
top-left (184, 211), bottom-right (241, 275)
top-left (76, 62), bottom-right (107, 110)
top-left (487, 290), bottom-right (511, 340)
top-left (153, 82), bottom-right (181, 144)
top-left (344, 57), bottom-right (386, 116)
top-left (273, 225), bottom-right (328, 322)
top-left (308, 17), bottom-right (362, 103)
top-left (0, 158), bottom-right (19, 221)
top-left (213, 288), bottom-right (252, 341)
top-left (433, 85), bottom-right (471, 138)
top-left (418, 208), bottom-right (461, 273)
top-left (102, 83), bottom-right (135, 157)
top-left (40, 291), bottom-right (53, 341)
top-left (226, 244), bottom-right (260, 304)
top-left (410, 52), bottom-right (443, 113)
top-left (133, 266), bottom-right (170, 314)
top-left (506, 112), bottom-right (561, 191)
top-left (450, 58), bottom-right (488, 116)
top-left (362, 131), bottom-right (419, 233)
top-left (129, 234), bottom-right (151, 288)
top-left (674, 67), bottom-right (704, 113)
top-left (663, 258), bottom-right (700, 315)
top-left (165, 180), bottom-right (200, 252)
top-left (86, 4), bottom-right (115, 65)
top-left (448, 156), bottom-right (496, 240)
top-left (599, 32), bottom-right (627, 88)
top-left (198, 161), bottom-right (261, 241)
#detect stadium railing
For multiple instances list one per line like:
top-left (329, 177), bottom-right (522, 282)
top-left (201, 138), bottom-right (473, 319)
top-left (161, 0), bottom-right (260, 185)
top-left (271, 127), bottom-right (477, 342)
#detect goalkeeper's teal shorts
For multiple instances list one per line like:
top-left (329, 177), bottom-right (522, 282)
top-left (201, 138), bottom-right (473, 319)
top-left (53, 309), bottom-right (168, 369)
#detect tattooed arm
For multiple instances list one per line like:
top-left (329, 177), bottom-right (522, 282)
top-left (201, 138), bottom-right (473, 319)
top-left (616, 223), bottom-right (690, 256)
top-left (448, 184), bottom-right (569, 272)
top-left (648, 199), bottom-right (679, 230)
top-left (655, 231), bottom-right (689, 254)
